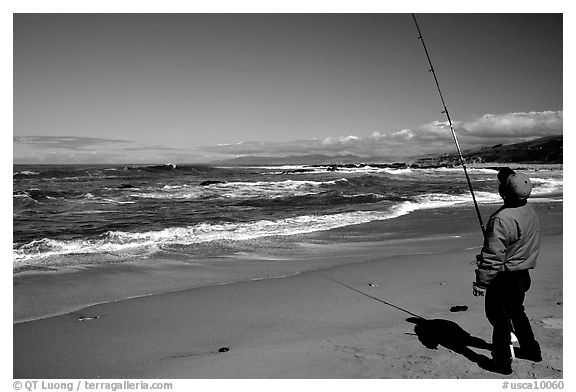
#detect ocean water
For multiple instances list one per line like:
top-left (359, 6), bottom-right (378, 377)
top-left (13, 163), bottom-right (563, 272)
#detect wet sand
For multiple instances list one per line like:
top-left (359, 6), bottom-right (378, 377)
top-left (13, 202), bottom-right (562, 378)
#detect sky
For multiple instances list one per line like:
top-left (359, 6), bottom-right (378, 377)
top-left (13, 12), bottom-right (563, 164)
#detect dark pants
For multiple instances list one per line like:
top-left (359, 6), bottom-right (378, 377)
top-left (485, 269), bottom-right (539, 360)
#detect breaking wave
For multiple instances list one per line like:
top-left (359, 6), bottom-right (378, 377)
top-left (13, 190), bottom-right (493, 265)
top-left (130, 179), bottom-right (348, 200)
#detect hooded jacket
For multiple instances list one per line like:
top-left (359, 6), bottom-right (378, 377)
top-left (475, 201), bottom-right (540, 287)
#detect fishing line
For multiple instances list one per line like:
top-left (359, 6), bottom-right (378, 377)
top-left (411, 14), bottom-right (486, 237)
top-left (319, 273), bottom-right (426, 320)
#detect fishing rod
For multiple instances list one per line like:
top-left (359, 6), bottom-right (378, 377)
top-left (411, 14), bottom-right (486, 237)
top-left (412, 16), bottom-right (522, 352)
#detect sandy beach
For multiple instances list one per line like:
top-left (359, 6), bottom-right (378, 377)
top-left (13, 11), bottom-right (563, 383)
top-left (13, 201), bottom-right (562, 379)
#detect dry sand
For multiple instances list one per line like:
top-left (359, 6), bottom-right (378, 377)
top-left (13, 202), bottom-right (562, 379)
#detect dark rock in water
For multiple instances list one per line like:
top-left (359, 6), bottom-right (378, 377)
top-left (118, 184), bottom-right (134, 189)
top-left (200, 180), bottom-right (226, 186)
top-left (390, 162), bottom-right (408, 169)
top-left (26, 189), bottom-right (48, 201)
top-left (218, 346), bottom-right (230, 353)
top-left (126, 163), bottom-right (177, 172)
top-left (281, 169), bottom-right (313, 174)
top-left (410, 162), bottom-right (454, 169)
top-left (450, 305), bottom-right (468, 312)
top-left (327, 165), bottom-right (338, 172)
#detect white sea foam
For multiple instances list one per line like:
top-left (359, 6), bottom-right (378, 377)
top-left (79, 193), bottom-right (135, 204)
top-left (13, 170), bottom-right (40, 176)
top-left (530, 177), bottom-right (563, 195)
top-left (13, 190), bottom-right (497, 265)
top-left (101, 199), bottom-right (136, 204)
top-left (245, 165), bottom-right (416, 175)
top-left (241, 165), bottom-right (308, 170)
top-left (131, 179), bottom-right (346, 200)
top-left (12, 208), bottom-right (404, 264)
top-left (415, 191), bottom-right (500, 207)
top-left (325, 166), bottom-right (414, 175)
top-left (424, 167), bottom-right (499, 174)
top-left (12, 194), bottom-right (39, 203)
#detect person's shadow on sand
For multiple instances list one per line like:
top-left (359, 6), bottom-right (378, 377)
top-left (406, 317), bottom-right (498, 373)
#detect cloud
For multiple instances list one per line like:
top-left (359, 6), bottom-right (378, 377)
top-left (202, 110), bottom-right (562, 160)
top-left (458, 111), bottom-right (563, 139)
top-left (323, 135), bottom-right (360, 144)
top-left (393, 110), bottom-right (563, 150)
top-left (13, 136), bottom-right (132, 150)
top-left (13, 111), bottom-right (562, 163)
top-left (13, 136), bottom-right (197, 164)
top-left (121, 145), bottom-right (182, 152)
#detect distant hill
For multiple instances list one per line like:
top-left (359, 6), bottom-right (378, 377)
top-left (210, 135), bottom-right (562, 167)
top-left (412, 135), bottom-right (562, 167)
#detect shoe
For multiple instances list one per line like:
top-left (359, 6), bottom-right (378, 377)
top-left (492, 360), bottom-right (512, 375)
top-left (488, 352), bottom-right (513, 375)
top-left (492, 358), bottom-right (513, 375)
top-left (514, 347), bottom-right (542, 362)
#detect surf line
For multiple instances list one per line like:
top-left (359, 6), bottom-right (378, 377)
top-left (411, 14), bottom-right (485, 237)
top-left (319, 273), bottom-right (426, 320)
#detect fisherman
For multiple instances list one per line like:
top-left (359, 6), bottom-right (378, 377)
top-left (472, 168), bottom-right (542, 374)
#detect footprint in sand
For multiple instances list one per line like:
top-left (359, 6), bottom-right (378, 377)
top-left (540, 318), bottom-right (562, 329)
